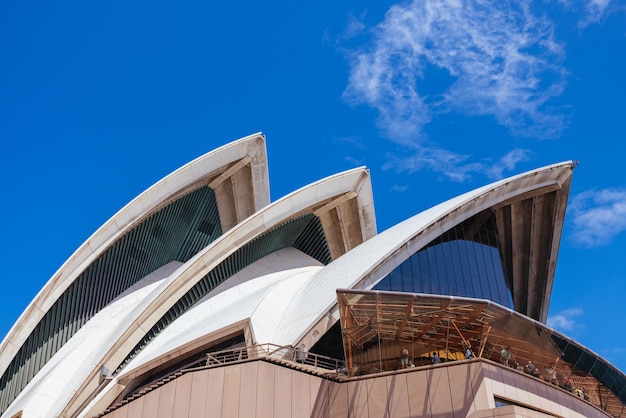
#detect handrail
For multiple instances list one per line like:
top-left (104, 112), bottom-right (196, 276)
top-left (203, 343), bottom-right (347, 375)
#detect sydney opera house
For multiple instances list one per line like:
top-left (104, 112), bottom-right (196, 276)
top-left (0, 133), bottom-right (625, 417)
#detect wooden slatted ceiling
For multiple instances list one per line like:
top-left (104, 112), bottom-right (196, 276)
top-left (337, 290), bottom-right (626, 417)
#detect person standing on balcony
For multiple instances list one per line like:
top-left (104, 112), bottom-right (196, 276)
top-left (500, 347), bottom-right (511, 366)
top-left (400, 346), bottom-right (409, 369)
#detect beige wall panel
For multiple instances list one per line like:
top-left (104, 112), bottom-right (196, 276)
top-left (406, 367), bottom-right (431, 417)
top-left (188, 369), bottom-right (209, 418)
top-left (554, 391), bottom-right (574, 417)
top-left (326, 381), bottom-right (349, 418)
top-left (307, 373), bottom-right (322, 412)
top-left (290, 370), bottom-right (310, 418)
top-left (365, 374), bottom-right (388, 417)
top-left (509, 372), bottom-right (529, 405)
top-left (544, 385), bottom-right (567, 415)
top-left (483, 363), bottom-right (506, 400)
top-left (570, 392), bottom-right (595, 417)
top-left (426, 367), bottom-right (454, 416)
top-left (447, 363), bottom-right (477, 417)
top-left (205, 367), bottom-right (225, 417)
top-left (566, 392), bottom-right (585, 417)
top-left (172, 373), bottom-right (193, 417)
top-left (574, 397), bottom-right (601, 417)
top-left (533, 379), bottom-right (552, 413)
top-left (523, 379), bottom-right (544, 413)
top-left (582, 403), bottom-right (607, 417)
top-left (239, 362), bottom-right (258, 418)
top-left (273, 364), bottom-right (293, 417)
top-left (141, 388), bottom-right (161, 418)
top-left (500, 369), bottom-right (522, 401)
top-left (385, 374), bottom-right (410, 417)
top-left (563, 393), bottom-right (582, 414)
top-left (100, 361), bottom-right (608, 418)
top-left (125, 396), bottom-right (144, 418)
top-left (481, 363), bottom-right (598, 418)
top-left (468, 363), bottom-right (491, 413)
top-left (346, 380), bottom-right (369, 418)
top-left (256, 361), bottom-right (275, 418)
top-left (156, 379), bottom-right (176, 418)
top-left (310, 379), bottom-right (341, 418)
top-left (222, 364), bottom-right (242, 418)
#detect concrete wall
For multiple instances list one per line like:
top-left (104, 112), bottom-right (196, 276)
top-left (102, 360), bottom-right (609, 418)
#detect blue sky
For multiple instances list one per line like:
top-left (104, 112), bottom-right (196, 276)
top-left (1, 0), bottom-right (625, 371)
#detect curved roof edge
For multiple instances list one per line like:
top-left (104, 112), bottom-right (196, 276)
top-left (60, 166), bottom-right (375, 417)
top-left (0, 133), bottom-right (269, 375)
top-left (288, 161), bottom-right (574, 351)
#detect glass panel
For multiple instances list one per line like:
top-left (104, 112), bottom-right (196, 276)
top-left (411, 255), bottom-right (423, 293)
top-left (456, 240), bottom-right (473, 298)
top-left (434, 244), bottom-right (449, 296)
top-left (401, 258), bottom-right (413, 293)
top-left (474, 242), bottom-right (491, 301)
top-left (450, 241), bottom-right (470, 296)
top-left (386, 265), bottom-right (401, 291)
top-left (418, 250), bottom-right (430, 293)
top-left (442, 241), bottom-right (459, 296)
top-left (426, 247), bottom-right (439, 294)
top-left (374, 212), bottom-right (515, 307)
top-left (466, 241), bottom-right (482, 299)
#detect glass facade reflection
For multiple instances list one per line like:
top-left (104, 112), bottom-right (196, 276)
top-left (374, 211), bottom-right (513, 308)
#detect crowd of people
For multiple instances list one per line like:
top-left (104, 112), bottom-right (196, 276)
top-left (498, 347), bottom-right (590, 401)
top-left (397, 344), bottom-right (590, 402)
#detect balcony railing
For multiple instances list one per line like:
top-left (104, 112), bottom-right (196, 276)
top-left (204, 343), bottom-right (347, 375)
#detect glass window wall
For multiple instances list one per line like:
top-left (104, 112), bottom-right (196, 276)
top-left (375, 211), bottom-right (513, 308)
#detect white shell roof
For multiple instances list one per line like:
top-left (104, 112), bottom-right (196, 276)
top-left (0, 133), bottom-right (269, 375)
top-left (105, 166), bottom-right (372, 380)
top-left (0, 127), bottom-right (575, 418)
top-left (3, 164), bottom-right (374, 418)
top-left (119, 161), bottom-right (574, 379)
top-left (119, 248), bottom-right (323, 379)
top-left (2, 262), bottom-right (183, 418)
top-left (277, 161), bottom-right (574, 350)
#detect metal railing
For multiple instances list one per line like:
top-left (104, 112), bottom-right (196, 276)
top-left (204, 343), bottom-right (347, 375)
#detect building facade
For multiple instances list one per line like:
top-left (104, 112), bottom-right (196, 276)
top-left (0, 133), bottom-right (623, 418)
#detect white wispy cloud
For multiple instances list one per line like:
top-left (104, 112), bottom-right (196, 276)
top-left (568, 189), bottom-right (626, 247)
top-left (482, 149), bottom-right (532, 179)
top-left (547, 307), bottom-right (584, 331)
top-left (344, 155), bottom-right (365, 166)
top-left (383, 146), bottom-right (531, 182)
top-left (342, 11), bottom-right (368, 40)
top-left (344, 0), bottom-right (567, 143)
top-left (579, 0), bottom-right (614, 27)
top-left (390, 184), bottom-right (409, 192)
top-left (557, 0), bottom-right (616, 27)
top-left (333, 135), bottom-right (366, 149)
top-left (342, 0), bottom-right (567, 180)
top-left (585, 0), bottom-right (612, 18)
